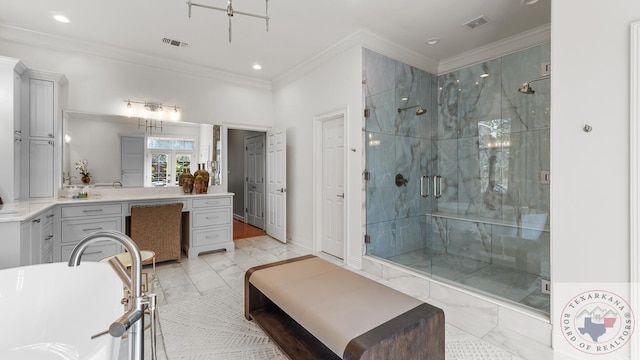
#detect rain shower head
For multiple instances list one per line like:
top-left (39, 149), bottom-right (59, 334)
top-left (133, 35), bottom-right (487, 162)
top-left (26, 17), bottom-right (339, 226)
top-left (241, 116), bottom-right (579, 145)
top-left (517, 74), bottom-right (550, 95)
top-left (397, 104), bottom-right (427, 116)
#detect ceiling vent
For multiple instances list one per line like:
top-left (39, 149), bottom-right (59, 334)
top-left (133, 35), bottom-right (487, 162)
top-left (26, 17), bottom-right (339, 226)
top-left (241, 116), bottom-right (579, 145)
top-left (162, 38), bottom-right (189, 48)
top-left (463, 15), bottom-right (489, 30)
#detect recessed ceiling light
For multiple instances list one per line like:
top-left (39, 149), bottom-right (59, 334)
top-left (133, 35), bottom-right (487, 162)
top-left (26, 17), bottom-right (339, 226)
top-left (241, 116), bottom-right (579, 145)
top-left (480, 73), bottom-right (489, 78)
top-left (425, 38), bottom-right (440, 45)
top-left (53, 14), bottom-right (70, 23)
top-left (252, 64), bottom-right (262, 70)
top-left (521, 0), bottom-right (539, 5)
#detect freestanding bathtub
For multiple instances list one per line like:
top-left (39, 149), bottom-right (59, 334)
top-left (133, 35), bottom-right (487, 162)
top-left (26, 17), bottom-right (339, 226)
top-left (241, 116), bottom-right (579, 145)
top-left (0, 262), bottom-right (125, 360)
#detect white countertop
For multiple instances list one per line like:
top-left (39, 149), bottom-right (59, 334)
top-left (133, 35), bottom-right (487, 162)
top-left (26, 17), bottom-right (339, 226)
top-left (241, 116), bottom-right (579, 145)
top-left (0, 187), bottom-right (234, 223)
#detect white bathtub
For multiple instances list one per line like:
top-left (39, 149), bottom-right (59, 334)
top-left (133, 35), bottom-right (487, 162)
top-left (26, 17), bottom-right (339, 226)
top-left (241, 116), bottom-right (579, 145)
top-left (0, 262), bottom-right (125, 360)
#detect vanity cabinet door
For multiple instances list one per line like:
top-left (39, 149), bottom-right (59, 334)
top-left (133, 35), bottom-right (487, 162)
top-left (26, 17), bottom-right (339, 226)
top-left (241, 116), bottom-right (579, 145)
top-left (28, 79), bottom-right (54, 139)
top-left (22, 71), bottom-right (65, 199)
top-left (29, 139), bottom-right (54, 198)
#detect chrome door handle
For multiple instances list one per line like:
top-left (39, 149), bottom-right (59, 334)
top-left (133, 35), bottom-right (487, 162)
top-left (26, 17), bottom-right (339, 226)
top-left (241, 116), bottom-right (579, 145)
top-left (420, 175), bottom-right (429, 198)
top-left (277, 188), bottom-right (286, 193)
top-left (433, 175), bottom-right (443, 199)
top-left (337, 194), bottom-right (344, 198)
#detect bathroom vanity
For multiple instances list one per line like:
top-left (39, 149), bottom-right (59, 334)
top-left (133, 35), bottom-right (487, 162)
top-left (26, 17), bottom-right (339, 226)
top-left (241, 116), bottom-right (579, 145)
top-left (0, 190), bottom-right (234, 268)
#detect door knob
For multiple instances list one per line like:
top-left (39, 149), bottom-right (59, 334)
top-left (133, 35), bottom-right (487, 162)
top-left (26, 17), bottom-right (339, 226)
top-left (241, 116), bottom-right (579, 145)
top-left (337, 194), bottom-right (344, 198)
top-left (277, 188), bottom-right (286, 193)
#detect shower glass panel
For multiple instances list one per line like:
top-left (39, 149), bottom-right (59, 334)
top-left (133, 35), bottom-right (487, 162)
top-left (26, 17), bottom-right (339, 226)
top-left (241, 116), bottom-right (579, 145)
top-left (364, 43), bottom-right (550, 315)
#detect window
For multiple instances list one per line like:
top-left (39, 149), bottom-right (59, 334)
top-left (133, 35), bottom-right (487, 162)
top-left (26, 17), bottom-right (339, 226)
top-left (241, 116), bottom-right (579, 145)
top-left (478, 119), bottom-right (510, 194)
top-left (146, 137), bottom-right (196, 187)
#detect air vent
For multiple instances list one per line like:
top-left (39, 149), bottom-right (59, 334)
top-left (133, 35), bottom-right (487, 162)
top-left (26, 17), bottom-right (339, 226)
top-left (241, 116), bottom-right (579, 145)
top-left (464, 15), bottom-right (489, 30)
top-left (162, 38), bottom-right (189, 48)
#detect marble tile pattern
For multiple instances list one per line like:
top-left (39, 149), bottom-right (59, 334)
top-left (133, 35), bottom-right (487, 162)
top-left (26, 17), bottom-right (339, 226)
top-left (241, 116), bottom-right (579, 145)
top-left (362, 44), bottom-right (551, 313)
top-left (135, 236), bottom-right (558, 360)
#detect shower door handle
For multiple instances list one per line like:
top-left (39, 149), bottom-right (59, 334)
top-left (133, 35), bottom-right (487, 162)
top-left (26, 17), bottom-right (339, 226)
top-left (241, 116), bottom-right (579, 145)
top-left (420, 175), bottom-right (429, 197)
top-left (433, 175), bottom-right (443, 199)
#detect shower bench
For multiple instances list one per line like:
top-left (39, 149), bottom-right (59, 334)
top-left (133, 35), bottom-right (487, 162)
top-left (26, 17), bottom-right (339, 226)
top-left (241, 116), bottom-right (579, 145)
top-left (244, 255), bottom-right (445, 360)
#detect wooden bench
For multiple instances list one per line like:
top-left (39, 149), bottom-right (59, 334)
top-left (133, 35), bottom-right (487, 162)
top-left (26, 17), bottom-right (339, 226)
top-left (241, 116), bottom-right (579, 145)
top-left (244, 255), bottom-right (445, 360)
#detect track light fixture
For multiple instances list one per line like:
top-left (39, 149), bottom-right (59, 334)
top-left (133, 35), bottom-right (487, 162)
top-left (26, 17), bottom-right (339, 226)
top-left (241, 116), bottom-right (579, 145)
top-left (186, 0), bottom-right (270, 43)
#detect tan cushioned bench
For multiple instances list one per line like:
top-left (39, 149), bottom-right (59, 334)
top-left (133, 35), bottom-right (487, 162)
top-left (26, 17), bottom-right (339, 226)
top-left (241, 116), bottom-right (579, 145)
top-left (245, 255), bottom-right (445, 360)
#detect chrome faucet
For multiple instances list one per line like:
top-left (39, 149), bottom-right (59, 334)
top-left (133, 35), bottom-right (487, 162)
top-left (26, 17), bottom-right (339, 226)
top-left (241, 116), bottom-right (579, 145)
top-left (68, 230), bottom-right (145, 360)
top-left (112, 181), bottom-right (123, 188)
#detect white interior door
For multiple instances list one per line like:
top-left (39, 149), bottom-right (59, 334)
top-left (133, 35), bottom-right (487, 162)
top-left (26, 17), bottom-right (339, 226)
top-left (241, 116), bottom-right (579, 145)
top-left (121, 136), bottom-right (144, 187)
top-left (266, 129), bottom-right (286, 242)
top-left (245, 134), bottom-right (266, 230)
top-left (321, 117), bottom-right (345, 259)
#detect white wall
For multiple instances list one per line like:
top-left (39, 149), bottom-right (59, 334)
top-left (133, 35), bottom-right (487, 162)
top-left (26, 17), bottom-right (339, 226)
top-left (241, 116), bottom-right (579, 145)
top-left (551, 1), bottom-right (640, 357)
top-left (273, 44), bottom-right (363, 267)
top-left (0, 40), bottom-right (273, 128)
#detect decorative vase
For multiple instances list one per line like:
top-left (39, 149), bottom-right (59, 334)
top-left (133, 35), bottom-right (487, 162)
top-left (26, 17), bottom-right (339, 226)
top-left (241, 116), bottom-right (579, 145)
top-left (181, 168), bottom-right (194, 194)
top-left (194, 174), bottom-right (205, 194)
top-left (194, 163), bottom-right (210, 193)
top-left (81, 176), bottom-right (91, 184)
top-left (179, 168), bottom-right (189, 186)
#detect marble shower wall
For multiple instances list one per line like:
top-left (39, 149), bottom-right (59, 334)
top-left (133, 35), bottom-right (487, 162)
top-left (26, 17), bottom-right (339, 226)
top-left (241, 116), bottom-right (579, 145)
top-left (433, 43), bottom-right (550, 276)
top-left (363, 48), bottom-right (436, 259)
top-left (364, 43), bottom-right (550, 278)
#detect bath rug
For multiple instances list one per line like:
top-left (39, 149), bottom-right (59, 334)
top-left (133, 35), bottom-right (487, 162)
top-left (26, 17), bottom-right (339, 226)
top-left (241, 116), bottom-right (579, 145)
top-left (157, 290), bottom-right (285, 360)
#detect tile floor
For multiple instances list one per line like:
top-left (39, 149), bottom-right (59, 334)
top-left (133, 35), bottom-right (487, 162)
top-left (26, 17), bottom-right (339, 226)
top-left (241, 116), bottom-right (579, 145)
top-left (120, 235), bottom-right (561, 359)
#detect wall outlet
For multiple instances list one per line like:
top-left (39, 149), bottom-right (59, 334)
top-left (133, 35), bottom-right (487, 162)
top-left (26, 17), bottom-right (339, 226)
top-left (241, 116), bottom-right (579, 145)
top-left (540, 170), bottom-right (550, 184)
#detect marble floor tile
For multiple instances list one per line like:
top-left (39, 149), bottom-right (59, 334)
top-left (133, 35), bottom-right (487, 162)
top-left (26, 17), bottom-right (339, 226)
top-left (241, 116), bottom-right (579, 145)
top-left (127, 235), bottom-right (567, 360)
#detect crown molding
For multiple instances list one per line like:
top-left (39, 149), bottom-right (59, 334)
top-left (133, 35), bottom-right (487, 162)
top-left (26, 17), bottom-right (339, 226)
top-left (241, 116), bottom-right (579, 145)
top-left (0, 55), bottom-right (27, 74)
top-left (359, 30), bottom-right (440, 74)
top-left (272, 29), bottom-right (440, 90)
top-left (0, 24), bottom-right (272, 90)
top-left (438, 24), bottom-right (551, 74)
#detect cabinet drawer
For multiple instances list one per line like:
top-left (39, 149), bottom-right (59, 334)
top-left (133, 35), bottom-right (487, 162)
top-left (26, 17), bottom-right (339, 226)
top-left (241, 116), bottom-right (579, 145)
top-left (192, 227), bottom-right (231, 248)
top-left (192, 208), bottom-right (231, 228)
top-left (61, 217), bottom-right (122, 243)
top-left (42, 232), bottom-right (54, 256)
top-left (43, 211), bottom-right (55, 226)
top-left (192, 197), bottom-right (231, 209)
top-left (60, 241), bottom-right (120, 262)
top-left (61, 203), bottom-right (122, 218)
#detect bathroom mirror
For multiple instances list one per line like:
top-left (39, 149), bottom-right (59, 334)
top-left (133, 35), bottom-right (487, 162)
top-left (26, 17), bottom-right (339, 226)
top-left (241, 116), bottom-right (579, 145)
top-left (62, 111), bottom-right (222, 188)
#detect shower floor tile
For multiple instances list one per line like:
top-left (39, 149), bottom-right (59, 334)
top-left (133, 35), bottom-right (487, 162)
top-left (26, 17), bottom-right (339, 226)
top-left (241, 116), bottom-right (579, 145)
top-left (380, 249), bottom-right (549, 314)
top-left (457, 265), bottom-right (542, 305)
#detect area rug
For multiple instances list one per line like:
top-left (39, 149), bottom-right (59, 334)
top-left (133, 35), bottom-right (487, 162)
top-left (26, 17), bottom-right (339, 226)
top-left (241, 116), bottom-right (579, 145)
top-left (158, 290), bottom-right (285, 360)
top-left (158, 289), bottom-right (524, 360)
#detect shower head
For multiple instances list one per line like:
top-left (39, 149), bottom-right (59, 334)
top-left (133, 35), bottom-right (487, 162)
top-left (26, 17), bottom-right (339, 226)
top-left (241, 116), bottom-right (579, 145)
top-left (517, 83), bottom-right (535, 94)
top-left (517, 74), bottom-right (550, 95)
top-left (397, 104), bottom-right (427, 116)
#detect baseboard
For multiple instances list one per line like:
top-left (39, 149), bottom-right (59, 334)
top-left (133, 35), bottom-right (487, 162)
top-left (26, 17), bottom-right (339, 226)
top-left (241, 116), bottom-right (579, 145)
top-left (233, 214), bottom-right (245, 222)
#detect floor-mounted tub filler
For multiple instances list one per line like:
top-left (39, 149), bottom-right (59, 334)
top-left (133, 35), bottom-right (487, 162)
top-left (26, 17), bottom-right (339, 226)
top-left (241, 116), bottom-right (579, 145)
top-left (0, 261), bottom-right (124, 359)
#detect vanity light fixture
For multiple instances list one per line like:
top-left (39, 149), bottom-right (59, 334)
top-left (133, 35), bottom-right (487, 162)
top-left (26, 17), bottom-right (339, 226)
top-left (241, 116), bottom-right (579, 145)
top-left (124, 100), bottom-right (181, 133)
top-left (186, 0), bottom-right (270, 43)
top-left (124, 100), bottom-right (179, 117)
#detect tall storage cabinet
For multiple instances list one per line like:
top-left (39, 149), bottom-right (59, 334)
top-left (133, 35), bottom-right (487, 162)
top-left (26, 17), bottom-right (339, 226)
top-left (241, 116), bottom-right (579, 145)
top-left (21, 71), bottom-right (67, 199)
